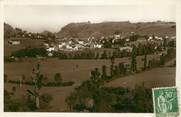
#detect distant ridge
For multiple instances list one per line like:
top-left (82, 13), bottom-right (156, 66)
top-left (56, 21), bottom-right (176, 39)
top-left (4, 21), bottom-right (176, 40)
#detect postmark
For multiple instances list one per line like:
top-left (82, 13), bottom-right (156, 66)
top-left (152, 87), bottom-right (179, 117)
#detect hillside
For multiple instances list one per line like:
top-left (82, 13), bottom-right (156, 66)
top-left (4, 21), bottom-right (176, 40)
top-left (4, 23), bottom-right (15, 39)
top-left (57, 21), bottom-right (176, 39)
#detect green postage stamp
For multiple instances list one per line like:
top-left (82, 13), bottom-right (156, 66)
top-left (152, 87), bottom-right (179, 117)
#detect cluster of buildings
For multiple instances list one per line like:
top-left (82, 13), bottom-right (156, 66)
top-left (44, 32), bottom-right (135, 53)
top-left (7, 31), bottom-right (176, 57)
top-left (8, 39), bottom-right (21, 45)
top-left (45, 38), bottom-right (102, 54)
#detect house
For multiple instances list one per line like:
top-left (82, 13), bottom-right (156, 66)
top-left (165, 36), bottom-right (169, 39)
top-left (171, 36), bottom-right (176, 40)
top-left (148, 36), bottom-right (153, 41)
top-left (48, 52), bottom-right (53, 57)
top-left (155, 36), bottom-right (158, 39)
top-left (46, 47), bottom-right (55, 52)
top-left (114, 34), bottom-right (121, 39)
top-left (28, 33), bottom-right (32, 37)
top-left (100, 36), bottom-right (105, 40)
top-left (156, 37), bottom-right (163, 41)
top-left (66, 45), bottom-right (73, 49)
top-left (93, 44), bottom-right (102, 48)
top-left (68, 41), bottom-right (72, 44)
top-left (78, 40), bottom-right (85, 45)
top-left (126, 38), bottom-right (130, 42)
top-left (73, 46), bottom-right (79, 51)
top-left (43, 43), bottom-right (49, 48)
top-left (8, 40), bottom-right (21, 45)
top-left (119, 46), bottom-right (132, 53)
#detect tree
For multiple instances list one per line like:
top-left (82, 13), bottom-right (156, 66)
top-left (137, 43), bottom-right (143, 55)
top-left (12, 86), bottom-right (16, 92)
top-left (143, 54), bottom-right (147, 71)
top-left (110, 56), bottom-right (115, 65)
top-left (131, 46), bottom-right (137, 72)
top-left (103, 40), bottom-right (112, 48)
top-left (159, 54), bottom-right (165, 66)
top-left (54, 73), bottom-right (62, 82)
top-left (110, 56), bottom-right (115, 77)
top-left (143, 47), bottom-right (148, 71)
top-left (133, 84), bottom-right (153, 112)
top-left (113, 65), bottom-right (119, 76)
top-left (148, 60), bottom-right (152, 69)
top-left (163, 37), bottom-right (167, 49)
top-left (101, 65), bottom-right (107, 80)
top-left (27, 63), bottom-right (43, 109)
top-left (90, 68), bottom-right (100, 82)
top-left (15, 27), bottom-right (23, 37)
top-left (110, 64), bottom-right (114, 77)
top-left (95, 53), bottom-right (100, 59)
top-left (101, 50), bottom-right (108, 59)
top-left (90, 68), bottom-right (102, 88)
top-left (22, 74), bottom-right (25, 85)
top-left (40, 93), bottom-right (53, 109)
top-left (118, 63), bottom-right (126, 75)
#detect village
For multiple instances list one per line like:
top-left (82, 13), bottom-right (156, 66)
top-left (6, 26), bottom-right (176, 58)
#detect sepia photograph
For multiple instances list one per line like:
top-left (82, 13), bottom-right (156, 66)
top-left (3, 4), bottom-right (176, 113)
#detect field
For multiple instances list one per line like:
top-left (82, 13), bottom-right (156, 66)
top-left (106, 67), bottom-right (175, 89)
top-left (4, 39), bottom-right (44, 56)
top-left (4, 54), bottom-right (175, 111)
top-left (4, 54), bottom-right (162, 83)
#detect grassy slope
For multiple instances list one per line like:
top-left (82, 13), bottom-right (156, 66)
top-left (4, 54), bottom-right (175, 111)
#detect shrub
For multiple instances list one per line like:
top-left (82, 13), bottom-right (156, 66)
top-left (4, 56), bottom-right (16, 62)
top-left (44, 81), bottom-right (74, 87)
top-left (54, 73), bottom-right (62, 82)
top-left (8, 80), bottom-right (20, 84)
top-left (11, 48), bottom-right (47, 58)
top-left (24, 81), bottom-right (34, 85)
top-left (41, 93), bottom-right (53, 104)
top-left (12, 86), bottom-right (16, 92)
top-left (62, 81), bottom-right (74, 86)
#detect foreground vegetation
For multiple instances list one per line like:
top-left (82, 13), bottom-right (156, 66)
top-left (66, 82), bottom-right (153, 112)
top-left (68, 62), bottom-right (153, 113)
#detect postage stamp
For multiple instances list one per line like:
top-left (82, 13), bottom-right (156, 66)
top-left (152, 87), bottom-right (179, 117)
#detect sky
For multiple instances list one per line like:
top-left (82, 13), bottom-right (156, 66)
top-left (4, 5), bottom-right (176, 33)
